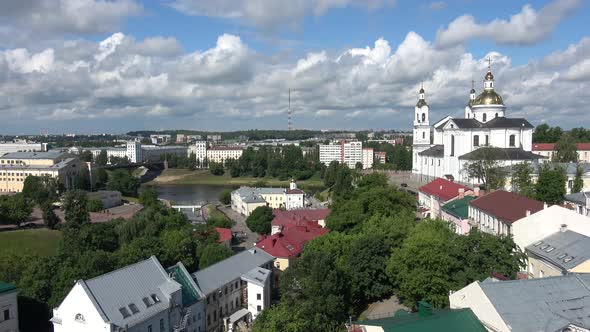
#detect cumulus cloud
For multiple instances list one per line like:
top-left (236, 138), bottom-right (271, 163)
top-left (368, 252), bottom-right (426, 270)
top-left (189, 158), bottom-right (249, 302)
top-left (435, 0), bottom-right (580, 47)
top-left (0, 30), bottom-right (589, 133)
top-left (170, 0), bottom-right (394, 29)
top-left (0, 0), bottom-right (143, 46)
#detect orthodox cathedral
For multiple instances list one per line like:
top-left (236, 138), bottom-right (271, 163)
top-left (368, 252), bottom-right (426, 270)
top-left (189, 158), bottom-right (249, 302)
top-left (412, 63), bottom-right (543, 184)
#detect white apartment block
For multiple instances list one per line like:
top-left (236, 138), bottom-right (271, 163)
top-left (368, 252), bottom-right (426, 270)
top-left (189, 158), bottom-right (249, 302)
top-left (0, 151), bottom-right (82, 193)
top-left (0, 140), bottom-right (47, 157)
top-left (188, 141), bottom-right (208, 163)
top-left (206, 147), bottom-right (243, 164)
top-left (0, 282), bottom-right (18, 332)
top-left (319, 141), bottom-right (370, 169)
top-left (150, 134), bottom-right (172, 144)
top-left (362, 148), bottom-right (374, 169)
top-left (86, 142), bottom-right (186, 164)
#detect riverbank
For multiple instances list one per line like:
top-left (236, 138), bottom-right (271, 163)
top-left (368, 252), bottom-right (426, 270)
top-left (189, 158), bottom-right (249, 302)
top-left (147, 169), bottom-right (326, 189)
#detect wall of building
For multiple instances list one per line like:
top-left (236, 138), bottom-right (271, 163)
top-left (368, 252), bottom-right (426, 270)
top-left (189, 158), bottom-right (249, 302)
top-left (52, 283), bottom-right (112, 332)
top-left (449, 282), bottom-right (510, 332)
top-left (245, 281), bottom-right (268, 320)
top-left (527, 255), bottom-right (562, 279)
top-left (273, 257), bottom-right (290, 271)
top-left (440, 211), bottom-right (470, 235)
top-left (204, 279), bottom-right (243, 332)
top-left (0, 291), bottom-right (18, 332)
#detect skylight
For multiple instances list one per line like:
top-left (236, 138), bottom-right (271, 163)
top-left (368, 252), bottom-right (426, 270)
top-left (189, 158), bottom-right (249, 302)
top-left (540, 244), bottom-right (550, 250)
top-left (533, 241), bottom-right (543, 246)
top-left (545, 247), bottom-right (555, 253)
top-left (564, 256), bottom-right (575, 263)
top-left (558, 253), bottom-right (568, 259)
top-left (129, 303), bottom-right (139, 314)
top-left (142, 297), bottom-right (152, 308)
top-left (119, 307), bottom-right (131, 318)
top-left (151, 294), bottom-right (160, 303)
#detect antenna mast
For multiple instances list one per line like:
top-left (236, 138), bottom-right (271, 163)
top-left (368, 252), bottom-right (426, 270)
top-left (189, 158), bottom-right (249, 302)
top-left (288, 89), bottom-right (292, 131)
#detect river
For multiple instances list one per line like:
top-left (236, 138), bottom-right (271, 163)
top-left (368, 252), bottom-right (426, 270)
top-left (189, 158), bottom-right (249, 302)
top-left (152, 184), bottom-right (231, 222)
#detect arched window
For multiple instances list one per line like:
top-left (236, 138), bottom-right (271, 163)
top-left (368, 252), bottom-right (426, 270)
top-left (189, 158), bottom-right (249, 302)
top-left (474, 135), bottom-right (479, 147)
top-left (485, 135), bottom-right (489, 146)
top-left (75, 314), bottom-right (85, 323)
top-left (495, 113), bottom-right (498, 118)
top-left (416, 113), bottom-right (419, 121)
top-left (422, 113), bottom-right (426, 122)
top-left (483, 113), bottom-right (487, 122)
top-left (451, 135), bottom-right (455, 156)
top-left (422, 132), bottom-right (425, 139)
top-left (509, 135), bottom-right (516, 147)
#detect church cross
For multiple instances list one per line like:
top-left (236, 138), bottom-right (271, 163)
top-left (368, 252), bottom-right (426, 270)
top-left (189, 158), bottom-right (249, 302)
top-left (487, 57), bottom-right (492, 70)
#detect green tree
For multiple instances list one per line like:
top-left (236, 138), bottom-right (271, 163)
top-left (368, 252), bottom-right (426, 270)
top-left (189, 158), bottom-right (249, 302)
top-left (107, 169), bottom-right (140, 196)
top-left (96, 168), bottom-right (109, 188)
top-left (331, 166), bottom-right (353, 197)
top-left (533, 124), bottom-right (564, 143)
top-left (463, 147), bottom-right (507, 189)
top-left (323, 161), bottom-right (340, 188)
top-left (22, 175), bottom-right (59, 206)
top-left (95, 150), bottom-right (109, 166)
top-left (511, 162), bottom-right (534, 197)
top-left (87, 199), bottom-right (104, 212)
top-left (535, 164), bottom-right (566, 205)
top-left (386, 219), bottom-right (458, 308)
top-left (199, 243), bottom-right (233, 268)
top-left (80, 150), bottom-right (94, 162)
top-left (139, 187), bottom-right (160, 206)
top-left (553, 134), bottom-right (578, 162)
top-left (246, 206), bottom-right (274, 234)
top-left (573, 164), bottom-right (584, 194)
top-left (218, 189), bottom-right (232, 205)
top-left (160, 229), bottom-right (197, 270)
top-left (209, 162), bottom-right (225, 176)
top-left (355, 162), bottom-right (363, 170)
top-left (41, 202), bottom-right (60, 229)
top-left (253, 303), bottom-right (309, 332)
top-left (62, 190), bottom-right (90, 227)
top-left (74, 166), bottom-right (91, 191)
top-left (0, 194), bottom-right (32, 227)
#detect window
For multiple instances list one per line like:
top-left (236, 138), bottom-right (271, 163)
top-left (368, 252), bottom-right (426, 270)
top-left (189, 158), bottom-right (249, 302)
top-left (257, 305), bottom-right (262, 312)
top-left (473, 135), bottom-right (479, 147)
top-left (416, 113), bottom-right (419, 121)
top-left (119, 307), bottom-right (131, 318)
top-left (74, 313), bottom-right (84, 323)
top-left (236, 298), bottom-right (239, 307)
top-left (129, 303), bottom-right (139, 314)
top-left (450, 135), bottom-right (455, 156)
top-left (257, 293), bottom-right (261, 300)
top-left (160, 319), bottom-right (165, 332)
top-left (421, 113), bottom-right (426, 122)
top-left (568, 180), bottom-right (573, 189)
top-left (483, 113), bottom-right (487, 122)
top-left (422, 132), bottom-right (425, 139)
top-left (438, 160), bottom-right (440, 166)
top-left (142, 297), bottom-right (152, 307)
top-left (214, 310), bottom-right (217, 322)
top-left (509, 135), bottom-right (516, 147)
top-left (148, 325), bottom-right (153, 332)
top-left (431, 158), bottom-right (433, 165)
top-left (485, 135), bottom-right (489, 146)
top-left (495, 113), bottom-right (498, 118)
top-left (207, 314), bottom-right (211, 325)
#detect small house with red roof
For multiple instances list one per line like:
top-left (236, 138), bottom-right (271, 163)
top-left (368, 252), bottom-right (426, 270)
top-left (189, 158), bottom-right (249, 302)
top-left (271, 208), bottom-right (331, 235)
top-left (468, 190), bottom-right (545, 236)
top-left (256, 224), bottom-right (329, 271)
top-left (418, 178), bottom-right (473, 218)
top-left (215, 227), bottom-right (232, 248)
top-left (532, 142), bottom-right (590, 163)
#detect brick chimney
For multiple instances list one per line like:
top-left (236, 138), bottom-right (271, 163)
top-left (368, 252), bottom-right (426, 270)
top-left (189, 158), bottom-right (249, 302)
top-left (458, 188), bottom-right (465, 199)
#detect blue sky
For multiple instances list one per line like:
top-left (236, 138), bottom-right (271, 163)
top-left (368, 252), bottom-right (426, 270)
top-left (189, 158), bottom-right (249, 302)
top-left (0, 0), bottom-right (589, 134)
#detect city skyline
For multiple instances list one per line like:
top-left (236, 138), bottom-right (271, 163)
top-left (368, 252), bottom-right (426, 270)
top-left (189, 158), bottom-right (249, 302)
top-left (0, 0), bottom-right (589, 134)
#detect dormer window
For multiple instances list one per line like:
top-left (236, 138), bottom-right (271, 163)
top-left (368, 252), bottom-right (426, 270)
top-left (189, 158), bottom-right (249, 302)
top-left (75, 313), bottom-right (85, 323)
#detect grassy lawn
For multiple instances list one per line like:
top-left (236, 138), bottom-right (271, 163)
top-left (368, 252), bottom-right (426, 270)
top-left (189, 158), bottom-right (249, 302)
top-left (149, 169), bottom-right (326, 189)
top-left (0, 228), bottom-right (62, 256)
top-left (207, 205), bottom-right (229, 221)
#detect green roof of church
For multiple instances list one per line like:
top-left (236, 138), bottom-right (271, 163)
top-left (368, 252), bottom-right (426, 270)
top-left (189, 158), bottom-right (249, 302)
top-left (442, 196), bottom-right (476, 219)
top-left (357, 308), bottom-right (485, 332)
top-left (0, 281), bottom-right (17, 294)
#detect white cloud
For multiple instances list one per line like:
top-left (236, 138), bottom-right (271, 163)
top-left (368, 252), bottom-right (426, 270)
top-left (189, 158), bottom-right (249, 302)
top-left (0, 31), bottom-right (589, 132)
top-left (435, 0), bottom-right (580, 47)
top-left (170, 0), bottom-right (394, 29)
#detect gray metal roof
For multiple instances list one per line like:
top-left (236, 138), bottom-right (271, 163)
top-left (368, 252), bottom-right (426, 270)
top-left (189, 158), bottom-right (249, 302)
top-left (191, 248), bottom-right (273, 296)
top-left (448, 117), bottom-right (533, 129)
top-left (241, 267), bottom-right (271, 287)
top-left (0, 158), bottom-right (77, 170)
top-left (81, 256), bottom-right (181, 328)
top-left (480, 273), bottom-right (590, 331)
top-left (565, 191), bottom-right (590, 206)
top-left (0, 150), bottom-right (66, 160)
top-left (419, 145), bottom-right (444, 157)
top-left (234, 186), bottom-right (285, 204)
top-left (459, 148), bottom-right (545, 161)
top-left (526, 230), bottom-right (590, 271)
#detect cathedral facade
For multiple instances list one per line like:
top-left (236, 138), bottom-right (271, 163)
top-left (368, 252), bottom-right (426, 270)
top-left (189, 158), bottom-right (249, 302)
top-left (412, 65), bottom-right (543, 185)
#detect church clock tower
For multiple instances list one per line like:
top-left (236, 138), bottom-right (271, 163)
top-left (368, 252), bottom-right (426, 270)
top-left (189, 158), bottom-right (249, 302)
top-left (412, 84), bottom-right (432, 174)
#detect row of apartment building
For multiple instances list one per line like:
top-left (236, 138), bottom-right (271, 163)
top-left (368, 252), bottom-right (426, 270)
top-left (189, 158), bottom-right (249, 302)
top-left (318, 141), bottom-right (374, 169)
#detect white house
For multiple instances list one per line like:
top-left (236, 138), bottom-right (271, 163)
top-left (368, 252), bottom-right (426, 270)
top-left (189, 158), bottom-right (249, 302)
top-left (565, 191), bottom-right (590, 217)
top-left (511, 205), bottom-right (590, 251)
top-left (51, 256), bottom-right (194, 332)
top-left (412, 65), bottom-right (543, 184)
top-left (0, 282), bottom-right (18, 332)
top-left (285, 181), bottom-right (305, 210)
top-left (231, 181), bottom-right (306, 216)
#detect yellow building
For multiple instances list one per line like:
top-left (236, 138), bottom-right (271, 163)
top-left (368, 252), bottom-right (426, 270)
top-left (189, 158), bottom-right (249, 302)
top-left (526, 229), bottom-right (590, 278)
top-left (0, 151), bottom-right (83, 193)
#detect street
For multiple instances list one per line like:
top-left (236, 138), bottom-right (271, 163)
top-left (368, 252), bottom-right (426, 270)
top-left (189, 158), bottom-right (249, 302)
top-left (217, 205), bottom-right (259, 251)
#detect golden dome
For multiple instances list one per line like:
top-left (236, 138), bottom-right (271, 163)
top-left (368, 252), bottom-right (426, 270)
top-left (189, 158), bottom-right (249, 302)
top-left (472, 89), bottom-right (503, 106)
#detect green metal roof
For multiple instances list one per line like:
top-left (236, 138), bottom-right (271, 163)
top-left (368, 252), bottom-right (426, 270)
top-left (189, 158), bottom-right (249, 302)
top-left (0, 281), bottom-right (17, 294)
top-left (441, 196), bottom-right (476, 219)
top-left (357, 308), bottom-right (486, 332)
top-left (166, 265), bottom-right (202, 306)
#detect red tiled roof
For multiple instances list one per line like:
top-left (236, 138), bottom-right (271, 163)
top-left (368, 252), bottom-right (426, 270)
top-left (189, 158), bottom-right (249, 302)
top-left (215, 227), bottom-right (232, 243)
top-left (532, 143), bottom-right (556, 151)
top-left (272, 209), bottom-right (331, 229)
top-left (532, 143), bottom-right (590, 151)
top-left (256, 225), bottom-right (329, 258)
top-left (469, 190), bottom-right (544, 224)
top-left (419, 178), bottom-right (471, 202)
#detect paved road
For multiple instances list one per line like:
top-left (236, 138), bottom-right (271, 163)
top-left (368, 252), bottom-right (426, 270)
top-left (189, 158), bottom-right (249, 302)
top-left (217, 205), bottom-right (259, 251)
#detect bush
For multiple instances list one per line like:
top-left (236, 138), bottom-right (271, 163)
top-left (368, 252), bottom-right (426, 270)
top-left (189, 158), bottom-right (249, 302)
top-left (210, 162), bottom-right (225, 176)
top-left (218, 189), bottom-right (232, 205)
top-left (87, 199), bottom-right (104, 212)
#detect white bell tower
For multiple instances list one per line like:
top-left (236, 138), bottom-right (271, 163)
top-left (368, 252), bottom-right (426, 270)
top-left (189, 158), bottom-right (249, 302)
top-left (413, 83), bottom-right (430, 146)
